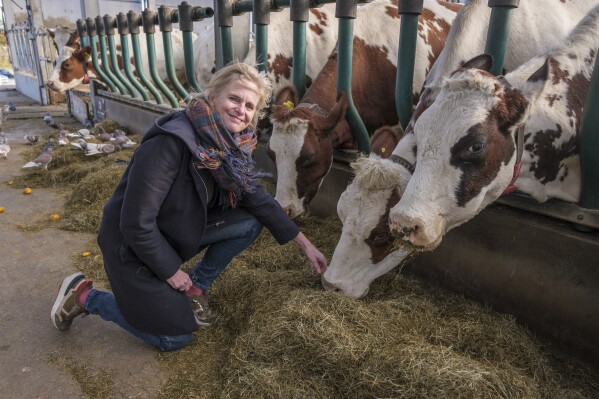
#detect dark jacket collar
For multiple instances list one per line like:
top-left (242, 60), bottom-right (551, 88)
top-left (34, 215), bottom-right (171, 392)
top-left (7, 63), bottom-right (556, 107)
top-left (143, 110), bottom-right (202, 161)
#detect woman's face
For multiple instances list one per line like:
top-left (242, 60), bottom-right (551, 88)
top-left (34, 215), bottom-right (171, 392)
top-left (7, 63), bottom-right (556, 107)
top-left (209, 78), bottom-right (260, 133)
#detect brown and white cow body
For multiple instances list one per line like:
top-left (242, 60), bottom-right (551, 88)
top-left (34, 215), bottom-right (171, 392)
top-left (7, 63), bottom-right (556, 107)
top-left (268, 0), bottom-right (460, 218)
top-left (388, 4), bottom-right (599, 250)
top-left (322, 0), bottom-right (599, 298)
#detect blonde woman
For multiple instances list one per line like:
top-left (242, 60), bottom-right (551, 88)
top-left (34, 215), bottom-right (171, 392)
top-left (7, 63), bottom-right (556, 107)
top-left (51, 62), bottom-right (327, 351)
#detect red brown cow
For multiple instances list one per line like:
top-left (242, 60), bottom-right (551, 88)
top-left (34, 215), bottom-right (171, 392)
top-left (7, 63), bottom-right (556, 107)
top-left (267, 0), bottom-right (461, 218)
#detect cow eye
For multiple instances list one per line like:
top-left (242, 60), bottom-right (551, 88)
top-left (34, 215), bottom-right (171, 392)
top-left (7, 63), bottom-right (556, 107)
top-left (299, 152), bottom-right (316, 167)
top-left (460, 141), bottom-right (486, 162)
top-left (468, 142), bottom-right (485, 153)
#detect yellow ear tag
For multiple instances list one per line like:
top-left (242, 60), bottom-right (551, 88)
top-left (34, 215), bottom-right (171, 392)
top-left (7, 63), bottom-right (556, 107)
top-left (381, 147), bottom-right (386, 153)
top-left (283, 101), bottom-right (294, 110)
top-left (83, 53), bottom-right (92, 63)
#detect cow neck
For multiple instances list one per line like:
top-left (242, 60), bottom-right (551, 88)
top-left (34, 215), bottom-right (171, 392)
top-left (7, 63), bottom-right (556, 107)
top-left (502, 124), bottom-right (525, 195)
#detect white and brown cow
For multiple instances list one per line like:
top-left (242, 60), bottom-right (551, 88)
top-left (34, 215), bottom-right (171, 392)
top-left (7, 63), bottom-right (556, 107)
top-left (268, 0), bottom-right (461, 218)
top-left (388, 4), bottom-right (599, 250)
top-left (322, 0), bottom-right (599, 298)
top-left (322, 133), bottom-right (417, 298)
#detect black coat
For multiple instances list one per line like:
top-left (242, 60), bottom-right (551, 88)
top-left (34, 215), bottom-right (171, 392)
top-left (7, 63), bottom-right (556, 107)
top-left (97, 111), bottom-right (299, 335)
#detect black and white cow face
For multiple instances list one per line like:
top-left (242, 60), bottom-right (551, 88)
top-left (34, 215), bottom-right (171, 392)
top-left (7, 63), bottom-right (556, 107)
top-left (389, 57), bottom-right (529, 249)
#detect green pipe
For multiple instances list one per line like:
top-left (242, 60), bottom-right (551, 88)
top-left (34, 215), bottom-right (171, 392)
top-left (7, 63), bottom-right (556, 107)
top-left (106, 34), bottom-right (137, 96)
top-left (97, 34), bottom-right (127, 94)
top-left (292, 21), bottom-right (306, 98)
top-left (255, 24), bottom-right (268, 73)
top-left (146, 33), bottom-right (179, 107)
top-left (88, 37), bottom-right (117, 91)
top-left (120, 34), bottom-right (150, 100)
top-left (162, 31), bottom-right (189, 101)
top-left (337, 18), bottom-right (370, 154)
top-left (220, 26), bottom-right (233, 66)
top-left (183, 30), bottom-right (201, 92)
top-left (130, 33), bottom-right (163, 104)
top-left (578, 54), bottom-right (599, 210)
top-left (395, 14), bottom-right (420, 130)
top-left (484, 6), bottom-right (516, 76)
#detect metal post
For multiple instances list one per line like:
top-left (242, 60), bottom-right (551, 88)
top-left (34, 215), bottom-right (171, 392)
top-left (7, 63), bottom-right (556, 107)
top-left (485, 0), bottom-right (519, 76)
top-left (76, 19), bottom-right (89, 47)
top-left (253, 0), bottom-right (274, 73)
top-left (127, 11), bottom-right (164, 104)
top-left (290, 0), bottom-right (308, 98)
top-left (85, 17), bottom-right (118, 91)
top-left (26, 0), bottom-right (48, 105)
top-left (178, 1), bottom-right (202, 92)
top-left (216, 0), bottom-right (234, 66)
top-left (158, 6), bottom-right (189, 101)
top-left (578, 54), bottom-right (599, 210)
top-left (142, 9), bottom-right (179, 107)
top-left (96, 15), bottom-right (128, 95)
top-left (336, 0), bottom-right (370, 154)
top-left (395, 0), bottom-right (423, 130)
top-left (117, 12), bottom-right (150, 100)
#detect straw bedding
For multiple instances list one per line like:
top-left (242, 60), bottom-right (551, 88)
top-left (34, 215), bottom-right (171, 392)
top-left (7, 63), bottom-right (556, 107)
top-left (14, 121), bottom-right (599, 399)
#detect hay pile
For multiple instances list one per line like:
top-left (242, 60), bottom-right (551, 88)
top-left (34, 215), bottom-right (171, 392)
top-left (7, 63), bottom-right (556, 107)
top-left (16, 126), bottom-right (599, 398)
top-left (159, 214), bottom-right (599, 399)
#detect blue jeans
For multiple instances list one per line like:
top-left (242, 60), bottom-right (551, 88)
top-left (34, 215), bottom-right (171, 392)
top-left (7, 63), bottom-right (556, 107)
top-left (84, 289), bottom-right (193, 352)
top-left (190, 214), bottom-right (263, 291)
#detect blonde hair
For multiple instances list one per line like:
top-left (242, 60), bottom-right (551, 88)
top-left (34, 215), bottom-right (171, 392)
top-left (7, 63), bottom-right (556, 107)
top-left (189, 61), bottom-right (273, 127)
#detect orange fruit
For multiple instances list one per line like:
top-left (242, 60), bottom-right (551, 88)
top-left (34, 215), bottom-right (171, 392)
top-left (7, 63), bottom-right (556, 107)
top-left (23, 187), bottom-right (32, 195)
top-left (82, 251), bottom-right (91, 257)
top-left (0, 207), bottom-right (5, 213)
top-left (50, 214), bottom-right (61, 221)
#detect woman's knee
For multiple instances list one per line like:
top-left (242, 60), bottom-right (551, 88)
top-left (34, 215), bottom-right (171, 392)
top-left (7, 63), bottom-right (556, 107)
top-left (157, 333), bottom-right (193, 352)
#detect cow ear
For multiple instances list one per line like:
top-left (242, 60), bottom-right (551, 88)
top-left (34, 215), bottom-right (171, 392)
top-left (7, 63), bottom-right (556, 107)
top-left (81, 46), bottom-right (93, 62)
top-left (463, 54), bottom-right (494, 72)
top-left (274, 85), bottom-right (298, 107)
top-left (313, 91), bottom-right (349, 137)
top-left (522, 57), bottom-right (550, 101)
top-left (370, 124), bottom-right (404, 159)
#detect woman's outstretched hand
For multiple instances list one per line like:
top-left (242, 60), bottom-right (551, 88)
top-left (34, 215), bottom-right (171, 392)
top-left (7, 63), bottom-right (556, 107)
top-left (167, 269), bottom-right (193, 292)
top-left (294, 232), bottom-right (328, 275)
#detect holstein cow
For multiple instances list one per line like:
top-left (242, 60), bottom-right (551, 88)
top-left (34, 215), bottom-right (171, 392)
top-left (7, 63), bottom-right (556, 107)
top-left (388, 5), bottom-right (599, 250)
top-left (321, 0), bottom-right (599, 298)
top-left (268, 0), bottom-right (461, 218)
top-left (401, 0), bottom-right (599, 138)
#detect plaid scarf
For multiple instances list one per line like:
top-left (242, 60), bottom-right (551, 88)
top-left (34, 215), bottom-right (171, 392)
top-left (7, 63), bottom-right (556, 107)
top-left (186, 99), bottom-right (265, 209)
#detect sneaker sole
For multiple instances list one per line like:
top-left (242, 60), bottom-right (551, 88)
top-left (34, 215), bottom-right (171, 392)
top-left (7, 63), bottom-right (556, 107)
top-left (51, 272), bottom-right (84, 330)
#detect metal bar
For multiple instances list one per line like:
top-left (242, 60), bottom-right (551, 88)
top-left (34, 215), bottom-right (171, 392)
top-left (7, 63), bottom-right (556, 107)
top-left (117, 12), bottom-right (150, 100)
top-left (253, 0), bottom-right (271, 73)
top-left (336, 17), bottom-right (370, 154)
top-left (395, 0), bottom-right (423, 129)
top-left (85, 17), bottom-right (118, 92)
top-left (141, 9), bottom-right (179, 107)
top-left (96, 16), bottom-right (128, 95)
top-left (290, 0), bottom-right (308, 98)
top-left (217, 0), bottom-right (234, 67)
top-left (178, 2), bottom-right (202, 92)
top-left (578, 54), bottom-right (599, 211)
top-left (158, 5), bottom-right (189, 101)
top-left (76, 19), bottom-right (89, 47)
top-left (127, 11), bottom-right (163, 104)
top-left (484, 0), bottom-right (519, 76)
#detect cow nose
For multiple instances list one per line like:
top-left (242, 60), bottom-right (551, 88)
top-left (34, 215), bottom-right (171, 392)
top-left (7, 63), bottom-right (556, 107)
top-left (389, 215), bottom-right (421, 240)
top-left (283, 204), bottom-right (303, 219)
top-left (321, 276), bottom-right (341, 293)
top-left (46, 81), bottom-right (54, 88)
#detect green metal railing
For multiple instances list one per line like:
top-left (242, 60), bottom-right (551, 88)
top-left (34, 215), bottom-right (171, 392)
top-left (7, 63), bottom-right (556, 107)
top-left (484, 0), bottom-right (519, 75)
top-left (117, 12), bottom-right (150, 101)
top-left (85, 17), bottom-right (117, 92)
top-left (578, 54), bottom-right (599, 210)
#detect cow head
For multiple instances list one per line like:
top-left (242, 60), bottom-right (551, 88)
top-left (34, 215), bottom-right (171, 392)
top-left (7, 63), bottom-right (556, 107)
top-left (268, 91), bottom-right (349, 218)
top-left (322, 147), bottom-right (414, 298)
top-left (46, 46), bottom-right (94, 92)
top-left (389, 54), bottom-right (535, 249)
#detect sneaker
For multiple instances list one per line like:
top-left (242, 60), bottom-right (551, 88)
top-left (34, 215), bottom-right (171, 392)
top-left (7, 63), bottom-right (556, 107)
top-left (51, 272), bottom-right (92, 331)
top-left (189, 294), bottom-right (218, 326)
